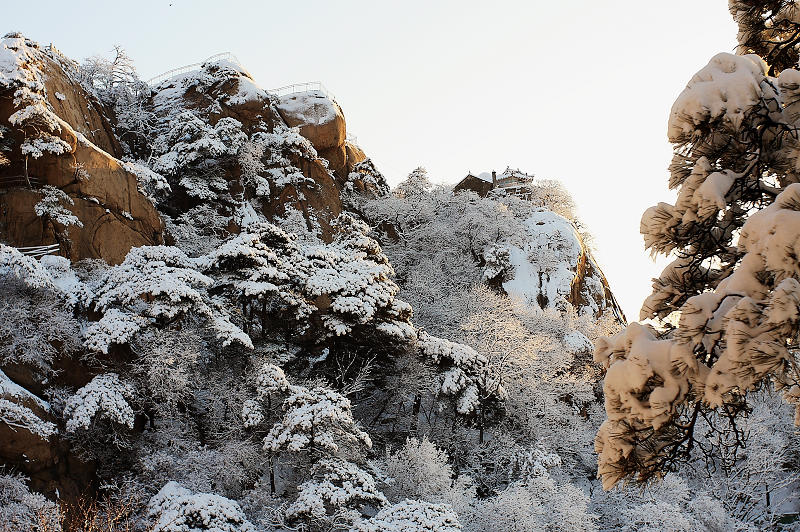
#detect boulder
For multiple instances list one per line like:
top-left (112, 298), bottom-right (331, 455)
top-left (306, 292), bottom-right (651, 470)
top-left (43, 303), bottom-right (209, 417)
top-left (276, 90), bottom-right (346, 151)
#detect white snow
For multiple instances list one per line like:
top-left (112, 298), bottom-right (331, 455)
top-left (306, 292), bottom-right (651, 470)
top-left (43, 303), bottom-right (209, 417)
top-left (276, 90), bottom-right (338, 126)
top-left (0, 369), bottom-right (49, 412)
top-left (502, 210), bottom-right (585, 311)
top-left (63, 373), bottom-right (135, 432)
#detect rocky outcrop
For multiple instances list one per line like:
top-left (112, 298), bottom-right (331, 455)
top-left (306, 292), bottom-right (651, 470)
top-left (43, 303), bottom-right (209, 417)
top-left (276, 90), bottom-right (365, 181)
top-left (0, 34), bottom-right (164, 264)
top-left (502, 210), bottom-right (625, 322)
top-left (149, 63), bottom-right (349, 241)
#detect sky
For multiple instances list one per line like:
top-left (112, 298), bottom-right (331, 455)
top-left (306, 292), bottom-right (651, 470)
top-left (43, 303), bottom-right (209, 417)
top-left (4, 0), bottom-right (739, 320)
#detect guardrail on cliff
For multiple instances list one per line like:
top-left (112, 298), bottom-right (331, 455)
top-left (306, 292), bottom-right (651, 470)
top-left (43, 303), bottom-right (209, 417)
top-left (15, 244), bottom-right (60, 258)
top-left (0, 175), bottom-right (42, 190)
top-left (146, 52), bottom-right (340, 104)
top-left (146, 52), bottom-right (242, 86)
top-left (268, 81), bottom-right (337, 103)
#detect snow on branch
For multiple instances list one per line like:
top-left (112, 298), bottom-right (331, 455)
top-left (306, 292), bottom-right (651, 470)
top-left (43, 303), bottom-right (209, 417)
top-left (148, 481), bottom-right (255, 532)
top-left (0, 399), bottom-right (56, 439)
top-left (63, 373), bottom-right (135, 432)
top-left (263, 377), bottom-right (371, 455)
top-left (286, 458), bottom-right (387, 521)
top-left (417, 331), bottom-right (506, 416)
top-left (357, 499), bottom-right (462, 532)
top-left (34, 185), bottom-right (82, 228)
top-left (86, 245), bottom-right (252, 353)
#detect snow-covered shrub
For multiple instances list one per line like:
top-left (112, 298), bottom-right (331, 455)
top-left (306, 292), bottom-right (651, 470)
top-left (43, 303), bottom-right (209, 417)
top-left (0, 473), bottom-right (61, 532)
top-left (394, 167), bottom-right (433, 198)
top-left (357, 499), bottom-right (461, 532)
top-left (147, 481), bottom-right (255, 532)
top-left (122, 160), bottom-right (171, 203)
top-left (286, 458), bottom-right (387, 522)
top-left (63, 373), bottom-right (135, 433)
top-left (152, 111), bottom-right (228, 176)
top-left (241, 363), bottom-right (290, 428)
top-left (458, 476), bottom-right (596, 532)
top-left (200, 215), bottom-right (411, 341)
top-left (129, 328), bottom-right (205, 415)
top-left (138, 429), bottom-right (261, 499)
top-left (0, 124), bottom-right (10, 167)
top-left (345, 158), bottom-right (390, 198)
top-left (0, 244), bottom-right (60, 293)
top-left (263, 375), bottom-right (371, 456)
top-left (2, 35), bottom-right (71, 161)
top-left (417, 332), bottom-right (505, 417)
top-left (34, 186), bottom-right (82, 228)
top-left (593, 473), bottom-right (748, 532)
top-left (481, 244), bottom-right (512, 284)
top-left (0, 276), bottom-right (80, 373)
top-left (383, 437), bottom-right (453, 502)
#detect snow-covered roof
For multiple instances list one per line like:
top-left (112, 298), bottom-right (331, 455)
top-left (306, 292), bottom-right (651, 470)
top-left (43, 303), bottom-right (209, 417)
top-left (473, 167), bottom-right (534, 184)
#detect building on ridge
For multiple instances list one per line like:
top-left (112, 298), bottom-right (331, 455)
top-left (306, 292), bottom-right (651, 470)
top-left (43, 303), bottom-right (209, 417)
top-left (453, 167), bottom-right (534, 200)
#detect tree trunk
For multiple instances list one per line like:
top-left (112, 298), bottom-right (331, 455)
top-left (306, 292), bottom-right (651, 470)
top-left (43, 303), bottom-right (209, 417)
top-left (410, 394), bottom-right (421, 434)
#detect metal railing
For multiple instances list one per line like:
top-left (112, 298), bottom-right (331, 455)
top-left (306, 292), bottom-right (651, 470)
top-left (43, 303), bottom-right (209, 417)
top-left (15, 244), bottom-right (60, 258)
top-left (0, 175), bottom-right (42, 190)
top-left (146, 52), bottom-right (242, 86)
top-left (268, 81), bottom-right (337, 103)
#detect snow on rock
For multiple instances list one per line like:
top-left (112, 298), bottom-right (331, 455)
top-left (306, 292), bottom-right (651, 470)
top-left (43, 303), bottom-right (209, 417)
top-left (277, 90), bottom-right (338, 125)
top-left (63, 373), bottom-right (135, 432)
top-left (0, 369), bottom-right (50, 412)
top-left (148, 481), bottom-right (255, 532)
top-left (0, 369), bottom-right (55, 439)
top-left (275, 88), bottom-right (352, 178)
top-left (502, 210), bottom-right (608, 315)
top-left (357, 499), bottom-right (462, 532)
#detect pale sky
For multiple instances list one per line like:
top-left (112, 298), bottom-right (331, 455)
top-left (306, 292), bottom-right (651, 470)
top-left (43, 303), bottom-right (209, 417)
top-left (5, 0), bottom-right (739, 320)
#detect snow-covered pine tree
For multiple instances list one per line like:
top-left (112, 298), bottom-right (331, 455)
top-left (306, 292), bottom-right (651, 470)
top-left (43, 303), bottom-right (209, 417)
top-left (595, 3), bottom-right (800, 489)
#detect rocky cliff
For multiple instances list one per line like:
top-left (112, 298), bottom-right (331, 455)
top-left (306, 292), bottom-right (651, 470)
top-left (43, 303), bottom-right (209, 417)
top-left (0, 34), bottom-right (391, 505)
top-left (0, 34), bottom-right (164, 264)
